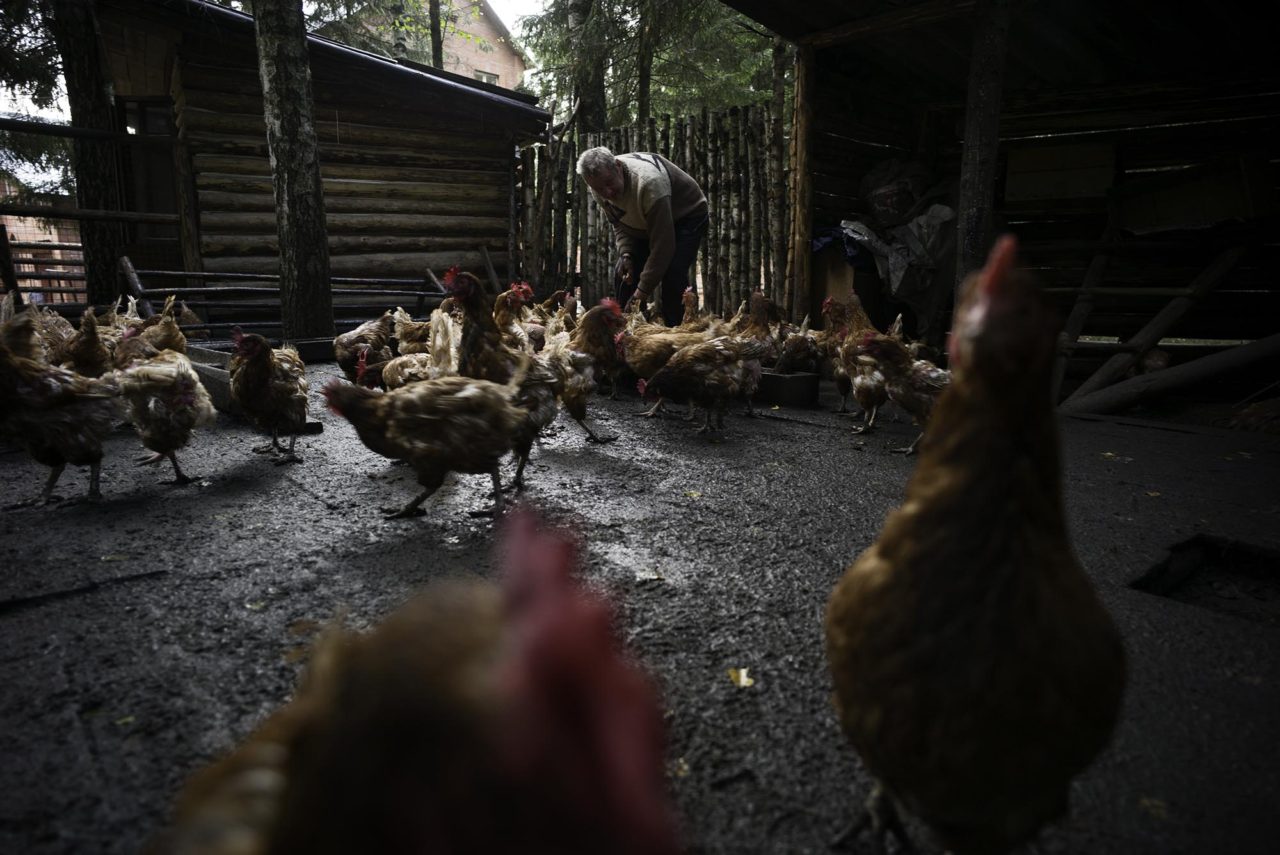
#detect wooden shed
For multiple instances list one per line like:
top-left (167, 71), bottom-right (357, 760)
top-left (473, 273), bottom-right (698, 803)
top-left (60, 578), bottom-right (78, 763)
top-left (722, 0), bottom-right (1279, 405)
top-left (94, 0), bottom-right (548, 284)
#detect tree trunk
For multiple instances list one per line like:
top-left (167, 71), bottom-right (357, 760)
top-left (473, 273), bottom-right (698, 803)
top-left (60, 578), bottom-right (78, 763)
top-left (428, 0), bottom-right (444, 69)
top-left (770, 37), bottom-right (789, 311)
top-left (45, 0), bottom-right (125, 306)
top-left (635, 6), bottom-right (654, 126)
top-left (569, 0), bottom-right (608, 133)
top-left (250, 0), bottom-right (335, 339)
top-left (390, 3), bottom-right (407, 59)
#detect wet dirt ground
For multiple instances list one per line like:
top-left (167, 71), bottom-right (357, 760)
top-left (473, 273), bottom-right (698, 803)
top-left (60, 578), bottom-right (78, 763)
top-left (2, 364), bottom-right (1278, 854)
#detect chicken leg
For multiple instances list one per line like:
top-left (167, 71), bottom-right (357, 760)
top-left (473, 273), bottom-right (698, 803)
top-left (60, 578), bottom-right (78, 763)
top-left (891, 430), bottom-right (924, 455)
top-left (832, 783), bottom-right (916, 854)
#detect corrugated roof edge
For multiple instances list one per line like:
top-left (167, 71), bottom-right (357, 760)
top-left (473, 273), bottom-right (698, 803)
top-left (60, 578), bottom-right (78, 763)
top-left (144, 0), bottom-right (549, 126)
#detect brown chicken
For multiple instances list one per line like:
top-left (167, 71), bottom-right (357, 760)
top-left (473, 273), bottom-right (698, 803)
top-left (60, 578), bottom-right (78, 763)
top-left (323, 359), bottom-right (528, 518)
top-left (449, 268), bottom-right (521, 385)
top-left (640, 336), bottom-right (770, 434)
top-left (32, 304), bottom-right (76, 366)
top-left (618, 321), bottom-right (722, 417)
top-left (65, 306), bottom-right (114, 378)
top-left (177, 300), bottom-right (210, 341)
top-left (150, 509), bottom-right (680, 855)
top-left (391, 306), bottom-right (432, 355)
top-left (494, 281), bottom-right (534, 353)
top-left (229, 328), bottom-right (310, 462)
top-left (735, 290), bottom-right (783, 366)
top-left (334, 310), bottom-right (394, 382)
top-left (851, 331), bottom-right (950, 454)
top-left (569, 299), bottom-right (627, 398)
top-left (775, 315), bottom-right (822, 374)
top-left (140, 294), bottom-right (188, 354)
top-left (824, 236), bottom-right (1126, 855)
top-left (117, 349), bottom-right (216, 484)
top-left (0, 313), bottom-right (123, 503)
top-left (675, 286), bottom-right (713, 332)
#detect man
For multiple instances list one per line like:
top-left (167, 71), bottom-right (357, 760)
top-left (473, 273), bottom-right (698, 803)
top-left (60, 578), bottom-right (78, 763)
top-left (576, 146), bottom-right (708, 326)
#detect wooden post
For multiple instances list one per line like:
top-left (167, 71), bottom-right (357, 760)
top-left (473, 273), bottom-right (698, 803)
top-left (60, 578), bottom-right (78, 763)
top-left (1059, 332), bottom-right (1280, 416)
top-left (1064, 246), bottom-right (1248, 402)
top-left (749, 104), bottom-right (765, 296)
top-left (770, 39), bottom-right (789, 311)
top-left (508, 133), bottom-right (519, 283)
top-left (954, 0), bottom-right (1011, 290)
top-left (789, 44), bottom-right (815, 324)
top-left (0, 229), bottom-right (23, 308)
top-left (481, 246), bottom-right (502, 294)
top-left (117, 255), bottom-right (154, 317)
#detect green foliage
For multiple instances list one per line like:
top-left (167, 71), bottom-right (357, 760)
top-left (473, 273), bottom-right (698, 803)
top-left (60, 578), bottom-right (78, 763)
top-left (0, 0), bottom-right (75, 196)
top-left (301, 1), bottom-right (496, 65)
top-left (521, 0), bottom-right (783, 125)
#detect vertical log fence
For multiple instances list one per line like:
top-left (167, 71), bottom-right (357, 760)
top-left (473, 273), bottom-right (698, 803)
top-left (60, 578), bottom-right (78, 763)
top-left (516, 101), bottom-right (793, 320)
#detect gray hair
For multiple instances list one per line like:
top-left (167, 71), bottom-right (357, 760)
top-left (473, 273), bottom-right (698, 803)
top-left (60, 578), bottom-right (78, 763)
top-left (576, 146), bottom-right (616, 179)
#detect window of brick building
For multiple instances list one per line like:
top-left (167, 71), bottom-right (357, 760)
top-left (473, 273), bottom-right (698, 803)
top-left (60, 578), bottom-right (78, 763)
top-left (473, 70), bottom-right (499, 85)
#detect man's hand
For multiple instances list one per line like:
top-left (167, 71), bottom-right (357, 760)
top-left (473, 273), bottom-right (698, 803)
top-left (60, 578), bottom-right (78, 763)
top-left (625, 288), bottom-right (652, 315)
top-left (614, 253), bottom-right (634, 286)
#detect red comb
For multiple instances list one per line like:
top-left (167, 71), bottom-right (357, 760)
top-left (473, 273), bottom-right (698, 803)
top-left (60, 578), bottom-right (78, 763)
top-left (442, 265), bottom-right (460, 286)
top-left (980, 234), bottom-right (1018, 296)
top-left (601, 297), bottom-right (622, 317)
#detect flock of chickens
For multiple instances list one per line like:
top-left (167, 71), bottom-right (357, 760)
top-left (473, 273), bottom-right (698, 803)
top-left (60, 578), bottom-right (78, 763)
top-left (2, 238), bottom-right (1128, 854)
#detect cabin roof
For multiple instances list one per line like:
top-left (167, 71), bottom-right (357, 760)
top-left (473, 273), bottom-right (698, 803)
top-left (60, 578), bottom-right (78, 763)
top-left (106, 0), bottom-right (549, 131)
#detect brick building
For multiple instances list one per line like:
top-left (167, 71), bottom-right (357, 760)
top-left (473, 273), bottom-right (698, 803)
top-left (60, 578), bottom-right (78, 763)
top-left (442, 1), bottom-right (528, 90)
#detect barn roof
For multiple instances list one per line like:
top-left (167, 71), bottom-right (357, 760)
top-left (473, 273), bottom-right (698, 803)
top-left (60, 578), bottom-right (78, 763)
top-left (720, 0), bottom-right (1278, 103)
top-left (107, 0), bottom-right (549, 132)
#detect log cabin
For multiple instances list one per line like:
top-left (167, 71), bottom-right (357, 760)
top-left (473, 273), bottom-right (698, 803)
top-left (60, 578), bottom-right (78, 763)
top-left (720, 0), bottom-right (1279, 407)
top-left (94, 0), bottom-right (548, 285)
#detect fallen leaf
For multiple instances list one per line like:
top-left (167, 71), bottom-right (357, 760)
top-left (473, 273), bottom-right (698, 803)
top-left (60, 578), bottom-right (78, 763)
top-left (727, 667), bottom-right (755, 688)
top-left (1138, 796), bottom-right (1168, 821)
top-left (114, 715), bottom-right (135, 727)
top-left (684, 490), bottom-right (702, 498)
top-left (771, 405), bottom-right (780, 410)
top-left (1146, 491), bottom-right (1161, 497)
top-left (635, 568), bottom-right (663, 582)
top-left (244, 600), bottom-right (266, 611)
top-left (99, 554), bottom-right (129, 562)
top-left (670, 757), bottom-right (691, 778)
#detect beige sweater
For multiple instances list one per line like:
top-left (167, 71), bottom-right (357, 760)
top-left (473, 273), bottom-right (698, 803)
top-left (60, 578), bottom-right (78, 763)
top-left (588, 153), bottom-right (707, 296)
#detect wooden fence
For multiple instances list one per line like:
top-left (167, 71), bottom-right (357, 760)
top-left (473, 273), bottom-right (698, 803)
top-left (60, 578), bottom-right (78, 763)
top-left (518, 102), bottom-right (793, 320)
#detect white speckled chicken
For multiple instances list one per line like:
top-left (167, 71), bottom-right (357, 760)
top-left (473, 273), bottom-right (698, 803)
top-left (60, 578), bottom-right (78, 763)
top-left (117, 350), bottom-right (215, 485)
top-left (825, 236), bottom-right (1126, 854)
top-left (851, 330), bottom-right (950, 454)
top-left (229, 328), bottom-right (309, 463)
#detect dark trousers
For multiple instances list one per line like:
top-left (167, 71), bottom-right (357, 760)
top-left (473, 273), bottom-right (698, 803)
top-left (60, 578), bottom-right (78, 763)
top-left (615, 212), bottom-right (708, 327)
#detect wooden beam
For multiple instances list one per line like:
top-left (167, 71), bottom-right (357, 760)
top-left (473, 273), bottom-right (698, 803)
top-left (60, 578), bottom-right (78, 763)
top-left (955, 0), bottom-right (1011, 289)
top-left (1051, 200), bottom-right (1119, 402)
top-left (1059, 332), bottom-right (1280, 416)
top-left (801, 0), bottom-right (976, 49)
top-left (1064, 246), bottom-right (1248, 402)
top-left (0, 116), bottom-right (173, 146)
top-left (0, 204), bottom-right (179, 225)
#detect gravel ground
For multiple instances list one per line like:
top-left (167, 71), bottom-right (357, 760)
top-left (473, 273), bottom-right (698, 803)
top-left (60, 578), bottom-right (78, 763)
top-left (1, 363), bottom-right (1278, 854)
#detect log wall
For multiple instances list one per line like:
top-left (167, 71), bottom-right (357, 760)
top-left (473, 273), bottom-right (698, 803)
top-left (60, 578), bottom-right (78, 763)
top-left (171, 37), bottom-right (520, 283)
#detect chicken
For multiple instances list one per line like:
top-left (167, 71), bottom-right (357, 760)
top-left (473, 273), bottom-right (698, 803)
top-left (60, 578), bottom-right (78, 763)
top-left (65, 306), bottom-right (114, 378)
top-left (618, 322), bottom-right (721, 417)
top-left (0, 313), bottom-right (123, 504)
top-left (540, 331), bottom-right (616, 444)
top-left (117, 349), bottom-right (216, 485)
top-left (391, 305), bottom-right (432, 355)
top-left (330, 366), bottom-right (529, 517)
top-left (229, 328), bottom-right (310, 462)
top-left (640, 336), bottom-right (770, 435)
top-left (836, 335), bottom-right (890, 436)
top-left (775, 315), bottom-right (822, 374)
top-left (177, 300), bottom-right (210, 341)
top-left (508, 357), bottom-right (562, 490)
top-left (33, 304), bottom-right (76, 365)
top-left (675, 286), bottom-right (713, 332)
top-left (493, 281), bottom-right (534, 353)
top-left (449, 268), bottom-right (521, 386)
top-left (569, 299), bottom-right (627, 398)
top-left (140, 294), bottom-right (188, 354)
top-left (735, 290), bottom-right (782, 366)
top-left (851, 331), bottom-right (950, 454)
top-left (378, 352), bottom-right (438, 390)
top-left (324, 363), bottom-right (527, 519)
top-left (150, 509), bottom-right (679, 855)
top-left (334, 310), bottom-right (394, 383)
top-left (821, 296), bottom-right (875, 413)
top-left (824, 236), bottom-right (1126, 855)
